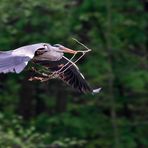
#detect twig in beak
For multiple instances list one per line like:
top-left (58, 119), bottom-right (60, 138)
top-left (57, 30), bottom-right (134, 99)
top-left (56, 38), bottom-right (92, 74)
top-left (72, 38), bottom-right (92, 52)
top-left (54, 52), bottom-right (77, 73)
top-left (61, 52), bottom-right (85, 73)
top-left (76, 49), bottom-right (91, 53)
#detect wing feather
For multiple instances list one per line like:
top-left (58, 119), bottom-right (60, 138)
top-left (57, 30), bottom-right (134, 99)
top-left (36, 56), bottom-right (93, 93)
top-left (0, 43), bottom-right (46, 74)
top-left (0, 53), bottom-right (30, 73)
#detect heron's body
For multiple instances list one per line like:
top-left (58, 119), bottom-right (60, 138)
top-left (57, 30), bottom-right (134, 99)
top-left (0, 43), bottom-right (64, 73)
top-left (0, 43), bottom-right (101, 94)
top-left (11, 43), bottom-right (64, 61)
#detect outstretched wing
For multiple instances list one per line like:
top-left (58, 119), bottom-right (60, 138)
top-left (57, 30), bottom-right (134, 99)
top-left (37, 56), bottom-right (101, 94)
top-left (0, 52), bottom-right (30, 73)
top-left (0, 43), bottom-right (46, 74)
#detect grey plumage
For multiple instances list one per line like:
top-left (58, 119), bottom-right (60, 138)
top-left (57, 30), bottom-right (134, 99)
top-left (0, 43), bottom-right (63, 73)
top-left (0, 55), bottom-right (30, 73)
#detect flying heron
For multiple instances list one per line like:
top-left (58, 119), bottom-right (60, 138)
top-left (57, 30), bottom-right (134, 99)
top-left (0, 43), bottom-right (101, 94)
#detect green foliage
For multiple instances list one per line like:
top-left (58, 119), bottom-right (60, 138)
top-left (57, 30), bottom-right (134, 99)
top-left (0, 113), bottom-right (50, 148)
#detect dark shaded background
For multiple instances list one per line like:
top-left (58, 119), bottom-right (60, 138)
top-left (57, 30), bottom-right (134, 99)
top-left (0, 0), bottom-right (147, 147)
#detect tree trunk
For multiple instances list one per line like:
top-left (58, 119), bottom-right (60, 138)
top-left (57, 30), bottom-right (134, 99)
top-left (18, 74), bottom-right (36, 120)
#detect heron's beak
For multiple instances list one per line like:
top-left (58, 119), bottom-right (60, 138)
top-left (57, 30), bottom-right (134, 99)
top-left (63, 47), bottom-right (77, 54)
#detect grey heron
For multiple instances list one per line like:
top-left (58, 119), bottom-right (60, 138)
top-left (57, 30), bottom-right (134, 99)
top-left (0, 43), bottom-right (101, 94)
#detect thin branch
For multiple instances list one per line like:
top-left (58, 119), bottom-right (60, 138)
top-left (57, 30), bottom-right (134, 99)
top-left (72, 38), bottom-right (92, 52)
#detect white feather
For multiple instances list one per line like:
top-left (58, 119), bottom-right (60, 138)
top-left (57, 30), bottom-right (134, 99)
top-left (92, 88), bottom-right (101, 94)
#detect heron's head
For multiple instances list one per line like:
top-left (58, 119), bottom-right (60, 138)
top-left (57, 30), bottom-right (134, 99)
top-left (53, 44), bottom-right (77, 54)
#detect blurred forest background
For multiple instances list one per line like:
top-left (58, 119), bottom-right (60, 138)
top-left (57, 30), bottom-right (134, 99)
top-left (0, 0), bottom-right (147, 147)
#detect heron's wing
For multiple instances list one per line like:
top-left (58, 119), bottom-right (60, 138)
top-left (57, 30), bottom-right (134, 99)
top-left (0, 43), bottom-right (46, 74)
top-left (37, 56), bottom-right (101, 94)
top-left (0, 51), bottom-right (31, 73)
